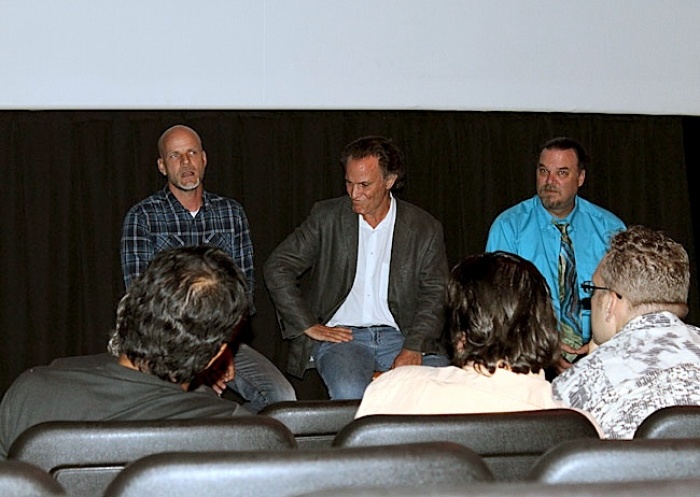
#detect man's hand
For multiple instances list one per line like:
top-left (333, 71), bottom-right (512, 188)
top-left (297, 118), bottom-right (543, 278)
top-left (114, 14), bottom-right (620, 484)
top-left (554, 342), bottom-right (590, 373)
top-left (391, 349), bottom-right (422, 369)
top-left (194, 345), bottom-right (235, 396)
top-left (304, 324), bottom-right (353, 342)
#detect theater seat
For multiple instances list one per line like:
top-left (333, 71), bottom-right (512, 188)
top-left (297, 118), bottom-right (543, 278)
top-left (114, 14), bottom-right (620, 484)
top-left (333, 409), bottom-right (599, 480)
top-left (103, 441), bottom-right (493, 497)
top-left (528, 438), bottom-right (700, 483)
top-left (259, 399), bottom-right (360, 448)
top-left (7, 417), bottom-right (296, 497)
top-left (634, 405), bottom-right (700, 438)
top-left (0, 460), bottom-right (66, 497)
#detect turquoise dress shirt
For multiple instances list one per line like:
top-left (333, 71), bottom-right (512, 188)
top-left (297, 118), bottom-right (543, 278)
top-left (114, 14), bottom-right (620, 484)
top-left (486, 195), bottom-right (625, 342)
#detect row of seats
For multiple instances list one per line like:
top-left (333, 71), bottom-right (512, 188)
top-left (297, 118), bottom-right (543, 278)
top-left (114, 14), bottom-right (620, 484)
top-left (261, 400), bottom-right (700, 446)
top-left (102, 439), bottom-right (700, 496)
top-left (5, 403), bottom-right (700, 496)
top-left (4, 440), bottom-right (700, 497)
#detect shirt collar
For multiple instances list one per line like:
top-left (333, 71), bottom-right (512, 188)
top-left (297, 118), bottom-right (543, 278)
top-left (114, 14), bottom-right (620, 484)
top-left (534, 194), bottom-right (580, 230)
top-left (162, 186), bottom-right (209, 212)
top-left (619, 311), bottom-right (685, 335)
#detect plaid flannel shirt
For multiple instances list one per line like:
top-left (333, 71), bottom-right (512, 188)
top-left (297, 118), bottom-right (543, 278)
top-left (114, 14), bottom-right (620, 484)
top-left (120, 187), bottom-right (255, 313)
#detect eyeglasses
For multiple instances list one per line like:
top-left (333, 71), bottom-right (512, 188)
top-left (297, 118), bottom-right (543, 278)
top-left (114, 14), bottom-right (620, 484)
top-left (581, 281), bottom-right (622, 299)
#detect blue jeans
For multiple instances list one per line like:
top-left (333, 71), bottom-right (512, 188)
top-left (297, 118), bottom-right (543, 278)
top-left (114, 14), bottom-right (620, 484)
top-left (314, 326), bottom-right (449, 400)
top-left (227, 344), bottom-right (297, 413)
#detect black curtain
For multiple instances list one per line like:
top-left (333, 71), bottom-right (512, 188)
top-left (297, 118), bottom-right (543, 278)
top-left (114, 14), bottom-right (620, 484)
top-left (1, 110), bottom-right (697, 399)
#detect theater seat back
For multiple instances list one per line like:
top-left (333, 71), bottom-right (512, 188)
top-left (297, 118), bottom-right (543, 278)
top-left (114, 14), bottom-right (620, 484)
top-left (334, 409), bottom-right (599, 480)
top-left (8, 417), bottom-right (296, 497)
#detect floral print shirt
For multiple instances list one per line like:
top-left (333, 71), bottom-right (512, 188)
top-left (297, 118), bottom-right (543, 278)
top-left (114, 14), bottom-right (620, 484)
top-left (553, 311), bottom-right (700, 439)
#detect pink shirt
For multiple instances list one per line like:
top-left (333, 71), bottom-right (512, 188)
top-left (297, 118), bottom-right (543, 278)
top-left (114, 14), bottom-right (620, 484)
top-left (357, 365), bottom-right (580, 419)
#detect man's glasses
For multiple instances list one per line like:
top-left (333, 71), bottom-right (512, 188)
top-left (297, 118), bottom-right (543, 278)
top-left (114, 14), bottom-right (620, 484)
top-left (581, 281), bottom-right (622, 299)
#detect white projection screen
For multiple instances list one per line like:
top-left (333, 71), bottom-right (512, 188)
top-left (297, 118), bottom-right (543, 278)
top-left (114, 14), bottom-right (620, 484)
top-left (1, 0), bottom-right (699, 114)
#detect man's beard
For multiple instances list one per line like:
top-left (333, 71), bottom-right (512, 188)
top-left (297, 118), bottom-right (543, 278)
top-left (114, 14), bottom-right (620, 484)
top-left (538, 187), bottom-right (562, 210)
top-left (175, 176), bottom-right (201, 191)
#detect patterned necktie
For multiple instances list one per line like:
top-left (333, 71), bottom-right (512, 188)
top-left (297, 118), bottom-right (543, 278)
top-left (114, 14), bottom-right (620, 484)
top-left (555, 222), bottom-right (583, 359)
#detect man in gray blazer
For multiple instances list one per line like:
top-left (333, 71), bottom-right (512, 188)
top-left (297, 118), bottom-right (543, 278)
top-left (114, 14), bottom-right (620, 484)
top-left (264, 136), bottom-right (449, 399)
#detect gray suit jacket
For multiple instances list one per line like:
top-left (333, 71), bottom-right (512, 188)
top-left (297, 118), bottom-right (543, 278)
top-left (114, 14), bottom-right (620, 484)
top-left (263, 196), bottom-right (448, 377)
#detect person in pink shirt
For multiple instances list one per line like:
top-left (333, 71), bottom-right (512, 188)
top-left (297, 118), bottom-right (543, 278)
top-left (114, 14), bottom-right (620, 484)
top-left (356, 250), bottom-right (599, 431)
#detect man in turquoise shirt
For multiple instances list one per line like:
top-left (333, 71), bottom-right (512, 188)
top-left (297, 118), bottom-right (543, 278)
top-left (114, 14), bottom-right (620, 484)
top-left (486, 137), bottom-right (625, 371)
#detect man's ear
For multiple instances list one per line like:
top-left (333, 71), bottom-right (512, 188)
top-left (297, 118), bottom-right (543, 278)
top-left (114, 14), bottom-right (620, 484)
top-left (603, 290), bottom-right (619, 323)
top-left (157, 158), bottom-right (167, 176)
top-left (385, 173), bottom-right (397, 190)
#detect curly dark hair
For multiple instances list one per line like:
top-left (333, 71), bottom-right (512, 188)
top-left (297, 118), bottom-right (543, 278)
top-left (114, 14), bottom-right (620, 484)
top-left (448, 251), bottom-right (560, 375)
top-left (108, 246), bottom-right (249, 384)
top-left (340, 135), bottom-right (406, 191)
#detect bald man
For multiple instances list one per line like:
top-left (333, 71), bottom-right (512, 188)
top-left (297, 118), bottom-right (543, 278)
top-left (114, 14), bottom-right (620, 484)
top-left (120, 124), bottom-right (296, 411)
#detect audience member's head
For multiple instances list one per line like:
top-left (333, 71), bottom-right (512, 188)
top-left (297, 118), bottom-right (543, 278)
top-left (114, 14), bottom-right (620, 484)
top-left (588, 225), bottom-right (689, 345)
top-left (108, 245), bottom-right (248, 385)
top-left (448, 251), bottom-right (560, 375)
top-left (340, 135), bottom-right (406, 192)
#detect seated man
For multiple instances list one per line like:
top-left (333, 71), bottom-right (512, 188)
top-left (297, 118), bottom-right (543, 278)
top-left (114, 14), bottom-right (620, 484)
top-left (264, 136), bottom-right (449, 400)
top-left (356, 251), bottom-right (598, 430)
top-left (485, 137), bottom-right (625, 369)
top-left (0, 246), bottom-right (252, 458)
top-left (121, 124), bottom-right (295, 411)
top-left (553, 225), bottom-right (700, 439)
